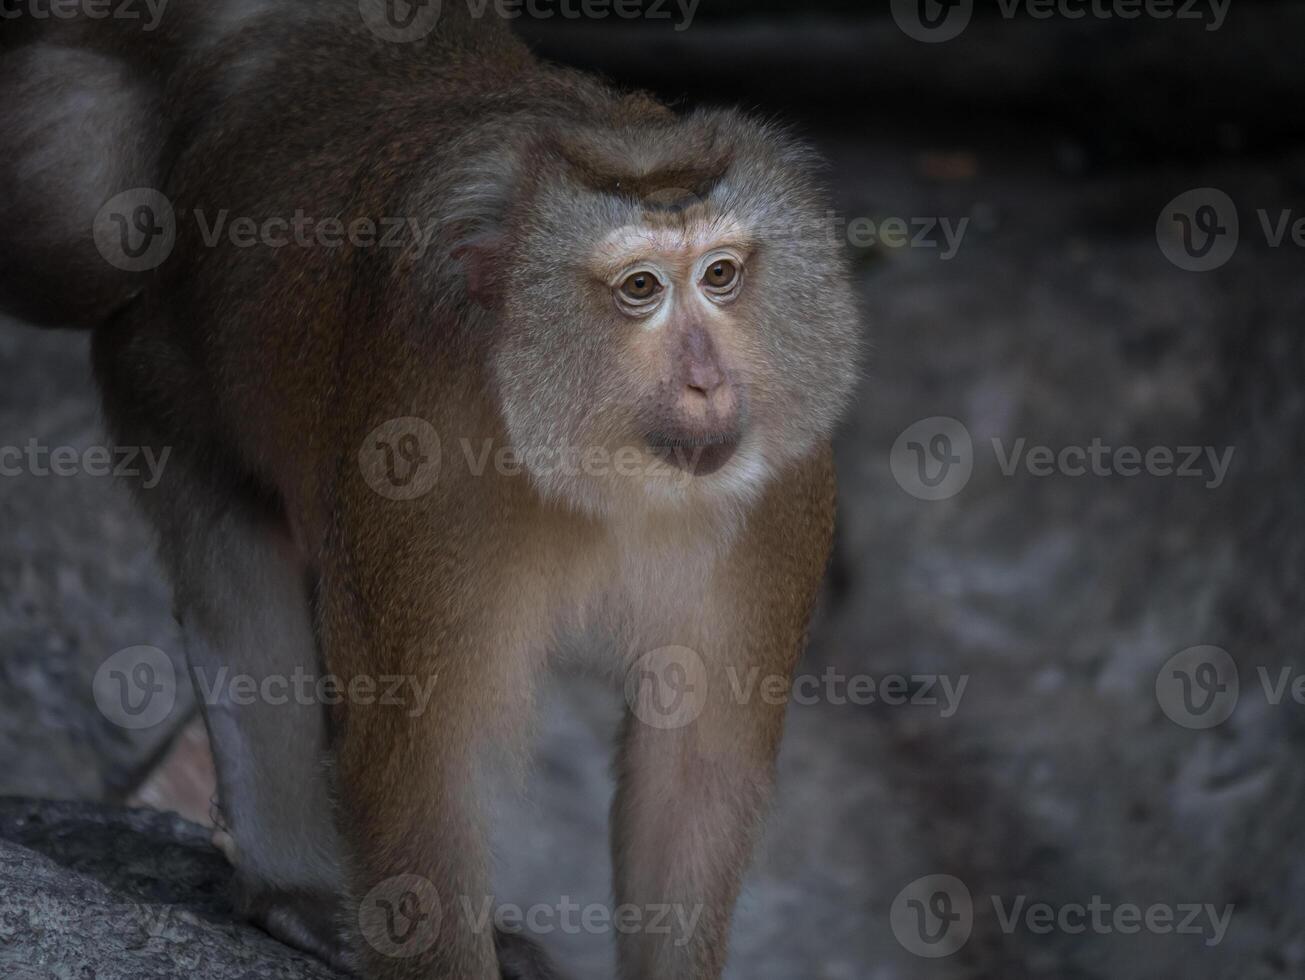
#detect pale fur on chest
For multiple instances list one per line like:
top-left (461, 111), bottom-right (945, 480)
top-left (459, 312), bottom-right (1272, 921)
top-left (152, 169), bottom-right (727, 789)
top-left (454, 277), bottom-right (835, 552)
top-left (503, 497), bottom-right (746, 679)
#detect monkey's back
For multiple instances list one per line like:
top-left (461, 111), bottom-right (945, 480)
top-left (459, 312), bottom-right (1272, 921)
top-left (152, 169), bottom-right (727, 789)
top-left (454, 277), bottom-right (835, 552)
top-left (7, 2), bottom-right (669, 513)
top-left (0, 1), bottom-right (523, 326)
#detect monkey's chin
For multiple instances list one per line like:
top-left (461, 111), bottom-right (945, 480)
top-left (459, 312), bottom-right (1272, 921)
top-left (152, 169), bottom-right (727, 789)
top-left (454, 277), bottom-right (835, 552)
top-left (646, 433), bottom-right (742, 477)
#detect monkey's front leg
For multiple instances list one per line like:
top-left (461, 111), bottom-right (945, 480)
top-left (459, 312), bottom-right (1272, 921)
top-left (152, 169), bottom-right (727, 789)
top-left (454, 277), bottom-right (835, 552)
top-left (320, 530), bottom-right (532, 980)
top-left (612, 668), bottom-right (783, 980)
top-left (329, 637), bottom-right (501, 978)
top-left (611, 453), bottom-right (837, 980)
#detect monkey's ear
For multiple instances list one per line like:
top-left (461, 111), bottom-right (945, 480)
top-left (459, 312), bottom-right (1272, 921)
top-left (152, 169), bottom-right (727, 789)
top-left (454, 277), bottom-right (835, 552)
top-left (451, 234), bottom-right (506, 310)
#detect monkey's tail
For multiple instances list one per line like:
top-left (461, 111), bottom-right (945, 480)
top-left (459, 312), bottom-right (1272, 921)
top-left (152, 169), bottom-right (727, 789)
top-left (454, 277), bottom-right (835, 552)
top-left (0, 0), bottom-right (308, 329)
top-left (0, 19), bottom-right (179, 330)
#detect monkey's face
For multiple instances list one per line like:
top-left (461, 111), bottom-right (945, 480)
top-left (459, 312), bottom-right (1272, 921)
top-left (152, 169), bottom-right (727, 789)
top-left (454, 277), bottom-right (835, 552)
top-left (594, 218), bottom-right (752, 481)
top-left (491, 115), bottom-right (861, 518)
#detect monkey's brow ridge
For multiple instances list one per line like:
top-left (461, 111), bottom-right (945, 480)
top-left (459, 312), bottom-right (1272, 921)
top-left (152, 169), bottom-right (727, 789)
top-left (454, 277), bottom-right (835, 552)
top-left (549, 132), bottom-right (735, 204)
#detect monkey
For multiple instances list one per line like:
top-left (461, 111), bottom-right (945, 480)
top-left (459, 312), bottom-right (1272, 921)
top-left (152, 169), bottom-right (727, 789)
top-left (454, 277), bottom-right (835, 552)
top-left (0, 2), bottom-right (860, 977)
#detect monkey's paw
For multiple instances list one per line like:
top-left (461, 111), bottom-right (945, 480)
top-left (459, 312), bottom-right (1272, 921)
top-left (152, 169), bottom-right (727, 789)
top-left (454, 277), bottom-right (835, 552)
top-left (237, 883), bottom-right (354, 974)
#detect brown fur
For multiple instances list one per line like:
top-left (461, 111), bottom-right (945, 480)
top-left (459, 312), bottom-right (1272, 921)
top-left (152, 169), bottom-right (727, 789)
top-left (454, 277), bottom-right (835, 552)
top-left (6, 3), bottom-right (858, 978)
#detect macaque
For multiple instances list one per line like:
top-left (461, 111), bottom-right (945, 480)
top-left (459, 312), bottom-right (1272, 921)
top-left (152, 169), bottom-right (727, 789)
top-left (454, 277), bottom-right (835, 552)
top-left (0, 3), bottom-right (859, 978)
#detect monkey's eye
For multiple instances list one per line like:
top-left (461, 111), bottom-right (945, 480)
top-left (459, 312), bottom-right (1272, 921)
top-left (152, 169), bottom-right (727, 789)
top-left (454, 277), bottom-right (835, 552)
top-left (620, 271), bottom-right (663, 304)
top-left (703, 259), bottom-right (739, 291)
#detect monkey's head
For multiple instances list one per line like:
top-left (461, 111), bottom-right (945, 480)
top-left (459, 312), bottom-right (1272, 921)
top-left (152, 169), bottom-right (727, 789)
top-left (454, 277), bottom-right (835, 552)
top-left (459, 109), bottom-right (861, 517)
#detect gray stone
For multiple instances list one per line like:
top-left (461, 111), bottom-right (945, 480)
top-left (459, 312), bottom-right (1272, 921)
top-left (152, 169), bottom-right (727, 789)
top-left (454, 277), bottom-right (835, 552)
top-left (0, 798), bottom-right (340, 979)
top-left (0, 326), bottom-right (191, 802)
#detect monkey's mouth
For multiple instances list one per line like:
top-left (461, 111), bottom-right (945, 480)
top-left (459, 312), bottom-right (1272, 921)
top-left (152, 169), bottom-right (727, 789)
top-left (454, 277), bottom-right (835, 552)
top-left (645, 431), bottom-right (741, 477)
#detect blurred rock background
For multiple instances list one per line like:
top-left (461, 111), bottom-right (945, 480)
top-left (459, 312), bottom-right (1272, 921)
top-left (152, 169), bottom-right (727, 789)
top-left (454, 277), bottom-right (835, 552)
top-left (3, 3), bottom-right (1304, 979)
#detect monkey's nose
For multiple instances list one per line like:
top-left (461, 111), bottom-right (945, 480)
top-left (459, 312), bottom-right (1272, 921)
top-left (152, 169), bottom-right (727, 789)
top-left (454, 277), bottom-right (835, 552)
top-left (686, 359), bottom-right (724, 396)
top-left (679, 378), bottom-right (738, 425)
top-left (678, 324), bottom-right (734, 413)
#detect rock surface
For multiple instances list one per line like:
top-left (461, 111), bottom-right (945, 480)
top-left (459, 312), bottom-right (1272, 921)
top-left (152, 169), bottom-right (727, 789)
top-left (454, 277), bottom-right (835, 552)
top-left (0, 798), bottom-right (339, 980)
top-left (0, 327), bottom-right (190, 803)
